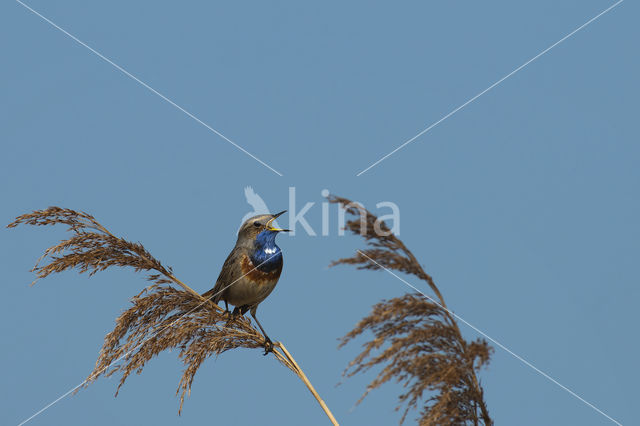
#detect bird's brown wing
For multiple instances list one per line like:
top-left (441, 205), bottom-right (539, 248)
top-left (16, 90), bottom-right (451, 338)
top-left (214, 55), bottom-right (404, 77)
top-left (202, 246), bottom-right (244, 303)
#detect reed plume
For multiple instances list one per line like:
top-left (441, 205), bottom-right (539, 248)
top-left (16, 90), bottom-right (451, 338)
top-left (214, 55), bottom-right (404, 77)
top-left (329, 195), bottom-right (493, 425)
top-left (9, 207), bottom-right (337, 424)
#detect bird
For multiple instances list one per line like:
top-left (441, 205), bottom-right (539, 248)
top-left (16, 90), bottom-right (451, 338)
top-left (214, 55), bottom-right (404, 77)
top-left (203, 210), bottom-right (289, 354)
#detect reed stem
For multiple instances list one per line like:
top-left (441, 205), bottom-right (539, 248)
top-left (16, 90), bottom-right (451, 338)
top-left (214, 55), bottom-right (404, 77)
top-left (277, 343), bottom-right (339, 426)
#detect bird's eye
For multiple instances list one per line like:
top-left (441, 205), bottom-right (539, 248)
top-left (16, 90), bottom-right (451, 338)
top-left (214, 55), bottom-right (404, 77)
top-left (253, 221), bottom-right (261, 227)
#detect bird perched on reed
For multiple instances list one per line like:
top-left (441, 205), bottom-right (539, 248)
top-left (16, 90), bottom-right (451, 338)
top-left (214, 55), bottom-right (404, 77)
top-left (203, 210), bottom-right (289, 354)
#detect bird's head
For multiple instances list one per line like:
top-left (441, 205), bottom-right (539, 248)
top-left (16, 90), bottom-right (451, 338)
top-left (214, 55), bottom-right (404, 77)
top-left (237, 210), bottom-right (289, 243)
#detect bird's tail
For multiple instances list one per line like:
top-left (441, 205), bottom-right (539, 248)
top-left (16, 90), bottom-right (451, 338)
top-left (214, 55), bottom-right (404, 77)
top-left (201, 288), bottom-right (220, 303)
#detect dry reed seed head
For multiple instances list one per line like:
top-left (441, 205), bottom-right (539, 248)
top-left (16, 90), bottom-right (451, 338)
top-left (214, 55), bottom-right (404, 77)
top-left (328, 195), bottom-right (493, 425)
top-left (9, 207), bottom-right (297, 414)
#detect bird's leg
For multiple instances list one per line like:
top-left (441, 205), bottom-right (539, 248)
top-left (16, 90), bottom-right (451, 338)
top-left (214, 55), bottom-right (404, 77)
top-left (223, 300), bottom-right (232, 319)
top-left (250, 310), bottom-right (273, 355)
top-left (224, 306), bottom-right (242, 328)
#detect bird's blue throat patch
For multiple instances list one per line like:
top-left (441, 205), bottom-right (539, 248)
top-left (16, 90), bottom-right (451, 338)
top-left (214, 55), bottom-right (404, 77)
top-left (250, 230), bottom-right (282, 272)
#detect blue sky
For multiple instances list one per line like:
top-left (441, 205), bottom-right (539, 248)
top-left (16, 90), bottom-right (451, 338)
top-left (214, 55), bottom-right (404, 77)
top-left (1, 1), bottom-right (638, 425)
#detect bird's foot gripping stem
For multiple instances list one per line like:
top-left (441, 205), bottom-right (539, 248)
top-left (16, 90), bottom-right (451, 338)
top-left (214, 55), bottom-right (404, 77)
top-left (263, 337), bottom-right (273, 356)
top-left (223, 308), bottom-right (240, 328)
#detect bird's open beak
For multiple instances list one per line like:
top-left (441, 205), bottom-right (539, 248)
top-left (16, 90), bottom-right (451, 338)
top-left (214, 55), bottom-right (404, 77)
top-left (267, 210), bottom-right (290, 232)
